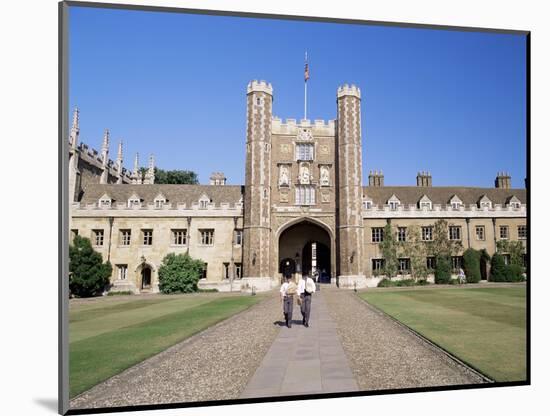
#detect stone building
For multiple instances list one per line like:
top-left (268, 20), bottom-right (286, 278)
top-left (69, 80), bottom-right (527, 293)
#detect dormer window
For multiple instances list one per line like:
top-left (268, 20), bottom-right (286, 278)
top-left (199, 194), bottom-right (210, 209)
top-left (479, 195), bottom-right (492, 209)
top-left (449, 195), bottom-right (463, 210)
top-left (507, 196), bottom-right (521, 209)
top-left (154, 193), bottom-right (167, 209)
top-left (98, 194), bottom-right (112, 208)
top-left (363, 199), bottom-right (373, 210)
top-left (387, 194), bottom-right (400, 211)
top-left (419, 195), bottom-right (432, 210)
top-left (127, 193), bottom-right (141, 208)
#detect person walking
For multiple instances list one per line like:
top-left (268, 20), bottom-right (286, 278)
top-left (280, 275), bottom-right (297, 328)
top-left (298, 273), bottom-right (316, 327)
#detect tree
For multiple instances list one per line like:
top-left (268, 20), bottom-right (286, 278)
top-left (399, 224), bottom-right (428, 281)
top-left (380, 223), bottom-right (398, 278)
top-left (428, 219), bottom-right (463, 260)
top-left (69, 235), bottom-right (112, 297)
top-left (155, 168), bottom-right (199, 184)
top-left (158, 253), bottom-right (205, 294)
top-left (496, 240), bottom-right (526, 270)
top-left (463, 248), bottom-right (481, 283)
top-left (490, 253), bottom-right (507, 281)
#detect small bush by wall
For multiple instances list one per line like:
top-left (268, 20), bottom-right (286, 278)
top-left (435, 256), bottom-right (452, 284)
top-left (490, 253), bottom-right (508, 281)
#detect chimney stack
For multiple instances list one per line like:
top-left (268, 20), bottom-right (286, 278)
top-left (416, 171), bottom-right (432, 187)
top-left (368, 170), bottom-right (384, 187)
top-left (495, 172), bottom-right (511, 189)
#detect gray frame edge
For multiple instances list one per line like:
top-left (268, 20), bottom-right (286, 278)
top-left (59, 1), bottom-right (70, 414)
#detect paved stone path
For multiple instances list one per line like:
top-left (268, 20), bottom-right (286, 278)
top-left (241, 292), bottom-right (359, 398)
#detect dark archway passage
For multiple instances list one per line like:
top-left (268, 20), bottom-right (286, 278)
top-left (278, 220), bottom-right (332, 282)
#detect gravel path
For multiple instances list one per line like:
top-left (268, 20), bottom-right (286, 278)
top-left (323, 288), bottom-right (486, 390)
top-left (70, 292), bottom-right (282, 410)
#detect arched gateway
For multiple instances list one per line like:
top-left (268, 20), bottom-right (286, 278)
top-left (276, 219), bottom-right (335, 284)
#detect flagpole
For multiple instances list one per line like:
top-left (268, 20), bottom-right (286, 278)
top-left (304, 51), bottom-right (308, 120)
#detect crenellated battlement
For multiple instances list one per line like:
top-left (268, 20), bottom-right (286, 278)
top-left (247, 80), bottom-right (273, 95)
top-left (271, 116), bottom-right (336, 136)
top-left (337, 83), bottom-right (361, 99)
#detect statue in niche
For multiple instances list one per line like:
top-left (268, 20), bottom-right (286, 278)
top-left (320, 166), bottom-right (330, 186)
top-left (279, 165), bottom-right (289, 186)
top-left (299, 163), bottom-right (310, 184)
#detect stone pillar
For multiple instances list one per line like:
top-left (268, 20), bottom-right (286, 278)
top-left (68, 107), bottom-right (80, 203)
top-left (100, 129), bottom-right (110, 184)
top-left (116, 141), bottom-right (123, 184)
top-left (242, 80), bottom-right (273, 292)
top-left (336, 84), bottom-right (367, 289)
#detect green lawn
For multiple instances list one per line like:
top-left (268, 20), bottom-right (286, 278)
top-left (359, 287), bottom-right (526, 382)
top-left (69, 293), bottom-right (263, 398)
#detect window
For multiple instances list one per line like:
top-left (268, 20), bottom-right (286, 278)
top-left (426, 257), bottom-right (436, 270)
top-left (120, 229), bottom-right (131, 246)
top-left (389, 201), bottom-right (399, 210)
top-left (235, 230), bottom-right (243, 245)
top-left (500, 225), bottom-right (509, 240)
top-left (70, 229), bottom-right (78, 241)
top-left (397, 227), bottom-right (407, 242)
top-left (510, 201), bottom-right (521, 209)
top-left (475, 225), bottom-right (485, 241)
top-left (117, 264), bottom-right (128, 280)
top-left (421, 226), bottom-right (433, 241)
top-left (128, 198), bottom-right (141, 208)
top-left (200, 229), bottom-right (214, 245)
top-left (503, 254), bottom-right (510, 265)
top-left (363, 200), bottom-right (372, 209)
top-left (518, 225), bottom-right (527, 240)
top-left (199, 199), bottom-right (208, 209)
top-left (295, 143), bottom-right (314, 160)
top-left (451, 202), bottom-right (461, 210)
top-left (451, 256), bottom-right (463, 271)
top-left (200, 263), bottom-right (208, 279)
top-left (398, 258), bottom-right (411, 273)
top-left (92, 229), bottom-right (104, 246)
top-left (142, 229), bottom-right (153, 246)
top-left (295, 186), bottom-right (315, 205)
top-left (223, 263), bottom-right (230, 279)
top-left (171, 229), bottom-right (187, 245)
top-left (99, 198), bottom-right (111, 208)
top-left (449, 226), bottom-right (461, 241)
top-left (372, 258), bottom-right (385, 272)
top-left (256, 97), bottom-right (261, 105)
top-left (371, 227), bottom-right (384, 243)
top-left (420, 201), bottom-right (432, 210)
top-left (235, 263), bottom-right (242, 279)
top-left (155, 199), bottom-right (165, 208)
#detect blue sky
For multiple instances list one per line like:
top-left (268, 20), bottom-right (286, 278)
top-left (69, 6), bottom-right (527, 188)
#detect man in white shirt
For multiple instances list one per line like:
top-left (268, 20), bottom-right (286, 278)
top-left (280, 275), bottom-right (296, 328)
top-left (297, 274), bottom-right (316, 327)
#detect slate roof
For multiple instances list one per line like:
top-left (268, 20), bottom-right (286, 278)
top-left (80, 184), bottom-right (244, 207)
top-left (363, 186), bottom-right (526, 206)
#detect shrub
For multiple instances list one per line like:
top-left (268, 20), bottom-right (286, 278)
top-left (377, 278), bottom-right (393, 288)
top-left (158, 253), bottom-right (204, 294)
top-left (107, 291), bottom-right (133, 296)
top-left (69, 236), bottom-right (112, 297)
top-left (197, 288), bottom-right (219, 293)
top-left (417, 279), bottom-right (430, 286)
top-left (490, 253), bottom-right (508, 282)
top-left (463, 248), bottom-right (481, 283)
top-left (396, 279), bottom-right (416, 287)
top-left (506, 264), bottom-right (524, 282)
top-left (434, 255), bottom-right (452, 284)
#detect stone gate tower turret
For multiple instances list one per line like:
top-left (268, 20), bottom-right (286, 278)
top-left (336, 84), bottom-right (367, 288)
top-left (242, 80), bottom-right (273, 289)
